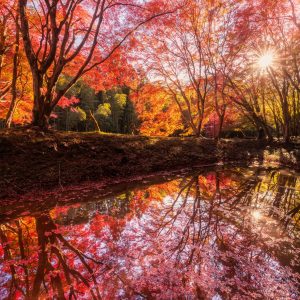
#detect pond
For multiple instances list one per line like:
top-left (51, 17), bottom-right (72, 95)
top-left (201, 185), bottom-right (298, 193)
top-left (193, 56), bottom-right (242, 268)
top-left (0, 165), bottom-right (300, 299)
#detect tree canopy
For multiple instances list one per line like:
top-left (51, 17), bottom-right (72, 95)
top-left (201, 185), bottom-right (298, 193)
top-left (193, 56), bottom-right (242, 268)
top-left (0, 0), bottom-right (299, 141)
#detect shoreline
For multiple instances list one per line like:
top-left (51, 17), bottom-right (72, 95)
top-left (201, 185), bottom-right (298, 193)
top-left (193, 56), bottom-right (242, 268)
top-left (1, 128), bottom-right (300, 199)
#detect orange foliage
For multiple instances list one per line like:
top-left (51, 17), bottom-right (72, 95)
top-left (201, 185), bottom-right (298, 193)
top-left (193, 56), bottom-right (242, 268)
top-left (131, 83), bottom-right (184, 136)
top-left (0, 1), bottom-right (33, 125)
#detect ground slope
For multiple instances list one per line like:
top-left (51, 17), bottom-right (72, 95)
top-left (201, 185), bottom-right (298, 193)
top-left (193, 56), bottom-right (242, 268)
top-left (0, 128), bottom-right (298, 198)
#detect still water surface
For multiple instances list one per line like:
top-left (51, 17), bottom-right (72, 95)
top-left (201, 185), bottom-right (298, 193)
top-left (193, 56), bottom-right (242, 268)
top-left (1, 166), bottom-right (300, 299)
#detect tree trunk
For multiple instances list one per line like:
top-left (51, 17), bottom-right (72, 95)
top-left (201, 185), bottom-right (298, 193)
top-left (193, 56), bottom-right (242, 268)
top-left (282, 99), bottom-right (291, 143)
top-left (5, 101), bottom-right (17, 128)
top-left (194, 116), bottom-right (203, 137)
top-left (5, 12), bottom-right (20, 128)
top-left (31, 214), bottom-right (56, 299)
top-left (89, 110), bottom-right (101, 133)
top-left (263, 124), bottom-right (273, 142)
top-left (216, 113), bottom-right (225, 140)
top-left (251, 113), bottom-right (273, 142)
top-left (32, 100), bottom-right (52, 130)
top-left (283, 123), bottom-right (291, 144)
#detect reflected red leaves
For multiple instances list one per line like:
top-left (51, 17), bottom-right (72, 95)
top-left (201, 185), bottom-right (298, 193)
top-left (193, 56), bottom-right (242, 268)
top-left (0, 167), bottom-right (300, 299)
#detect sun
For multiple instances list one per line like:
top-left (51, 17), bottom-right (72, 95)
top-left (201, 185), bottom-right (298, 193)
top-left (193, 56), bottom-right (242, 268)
top-left (257, 51), bottom-right (275, 70)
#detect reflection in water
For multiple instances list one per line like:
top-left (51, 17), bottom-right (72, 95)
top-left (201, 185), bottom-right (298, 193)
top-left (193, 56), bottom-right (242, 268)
top-left (0, 167), bottom-right (300, 299)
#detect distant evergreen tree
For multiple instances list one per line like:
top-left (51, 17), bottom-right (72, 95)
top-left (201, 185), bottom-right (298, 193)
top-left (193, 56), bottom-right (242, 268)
top-left (51, 75), bottom-right (139, 133)
top-left (121, 99), bottom-right (140, 134)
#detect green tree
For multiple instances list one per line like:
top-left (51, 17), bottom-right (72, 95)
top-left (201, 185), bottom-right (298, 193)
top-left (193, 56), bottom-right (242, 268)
top-left (95, 103), bottom-right (112, 132)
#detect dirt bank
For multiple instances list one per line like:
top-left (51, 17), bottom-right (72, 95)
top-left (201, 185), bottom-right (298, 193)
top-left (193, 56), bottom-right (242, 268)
top-left (1, 128), bottom-right (299, 198)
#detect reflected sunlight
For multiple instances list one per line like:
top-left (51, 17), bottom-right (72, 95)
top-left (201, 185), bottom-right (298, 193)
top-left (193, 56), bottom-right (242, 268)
top-left (251, 209), bottom-right (262, 220)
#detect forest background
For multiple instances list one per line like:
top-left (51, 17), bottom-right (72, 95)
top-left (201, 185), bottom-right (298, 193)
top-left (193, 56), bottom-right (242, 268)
top-left (0, 0), bottom-right (300, 143)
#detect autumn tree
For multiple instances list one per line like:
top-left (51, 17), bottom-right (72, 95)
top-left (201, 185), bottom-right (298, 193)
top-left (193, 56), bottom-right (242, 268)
top-left (140, 0), bottom-right (214, 137)
top-left (131, 82), bottom-right (184, 136)
top-left (0, 3), bottom-right (13, 101)
top-left (4, 3), bottom-right (20, 128)
top-left (130, 0), bottom-right (300, 140)
top-left (18, 0), bottom-right (183, 129)
top-left (222, 0), bottom-right (300, 142)
top-left (0, 1), bottom-right (32, 127)
top-left (137, 0), bottom-right (257, 137)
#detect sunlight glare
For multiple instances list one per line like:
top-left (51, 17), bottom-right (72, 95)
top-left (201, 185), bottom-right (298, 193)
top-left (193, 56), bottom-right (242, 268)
top-left (257, 52), bottom-right (274, 70)
top-left (252, 210), bottom-right (262, 220)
